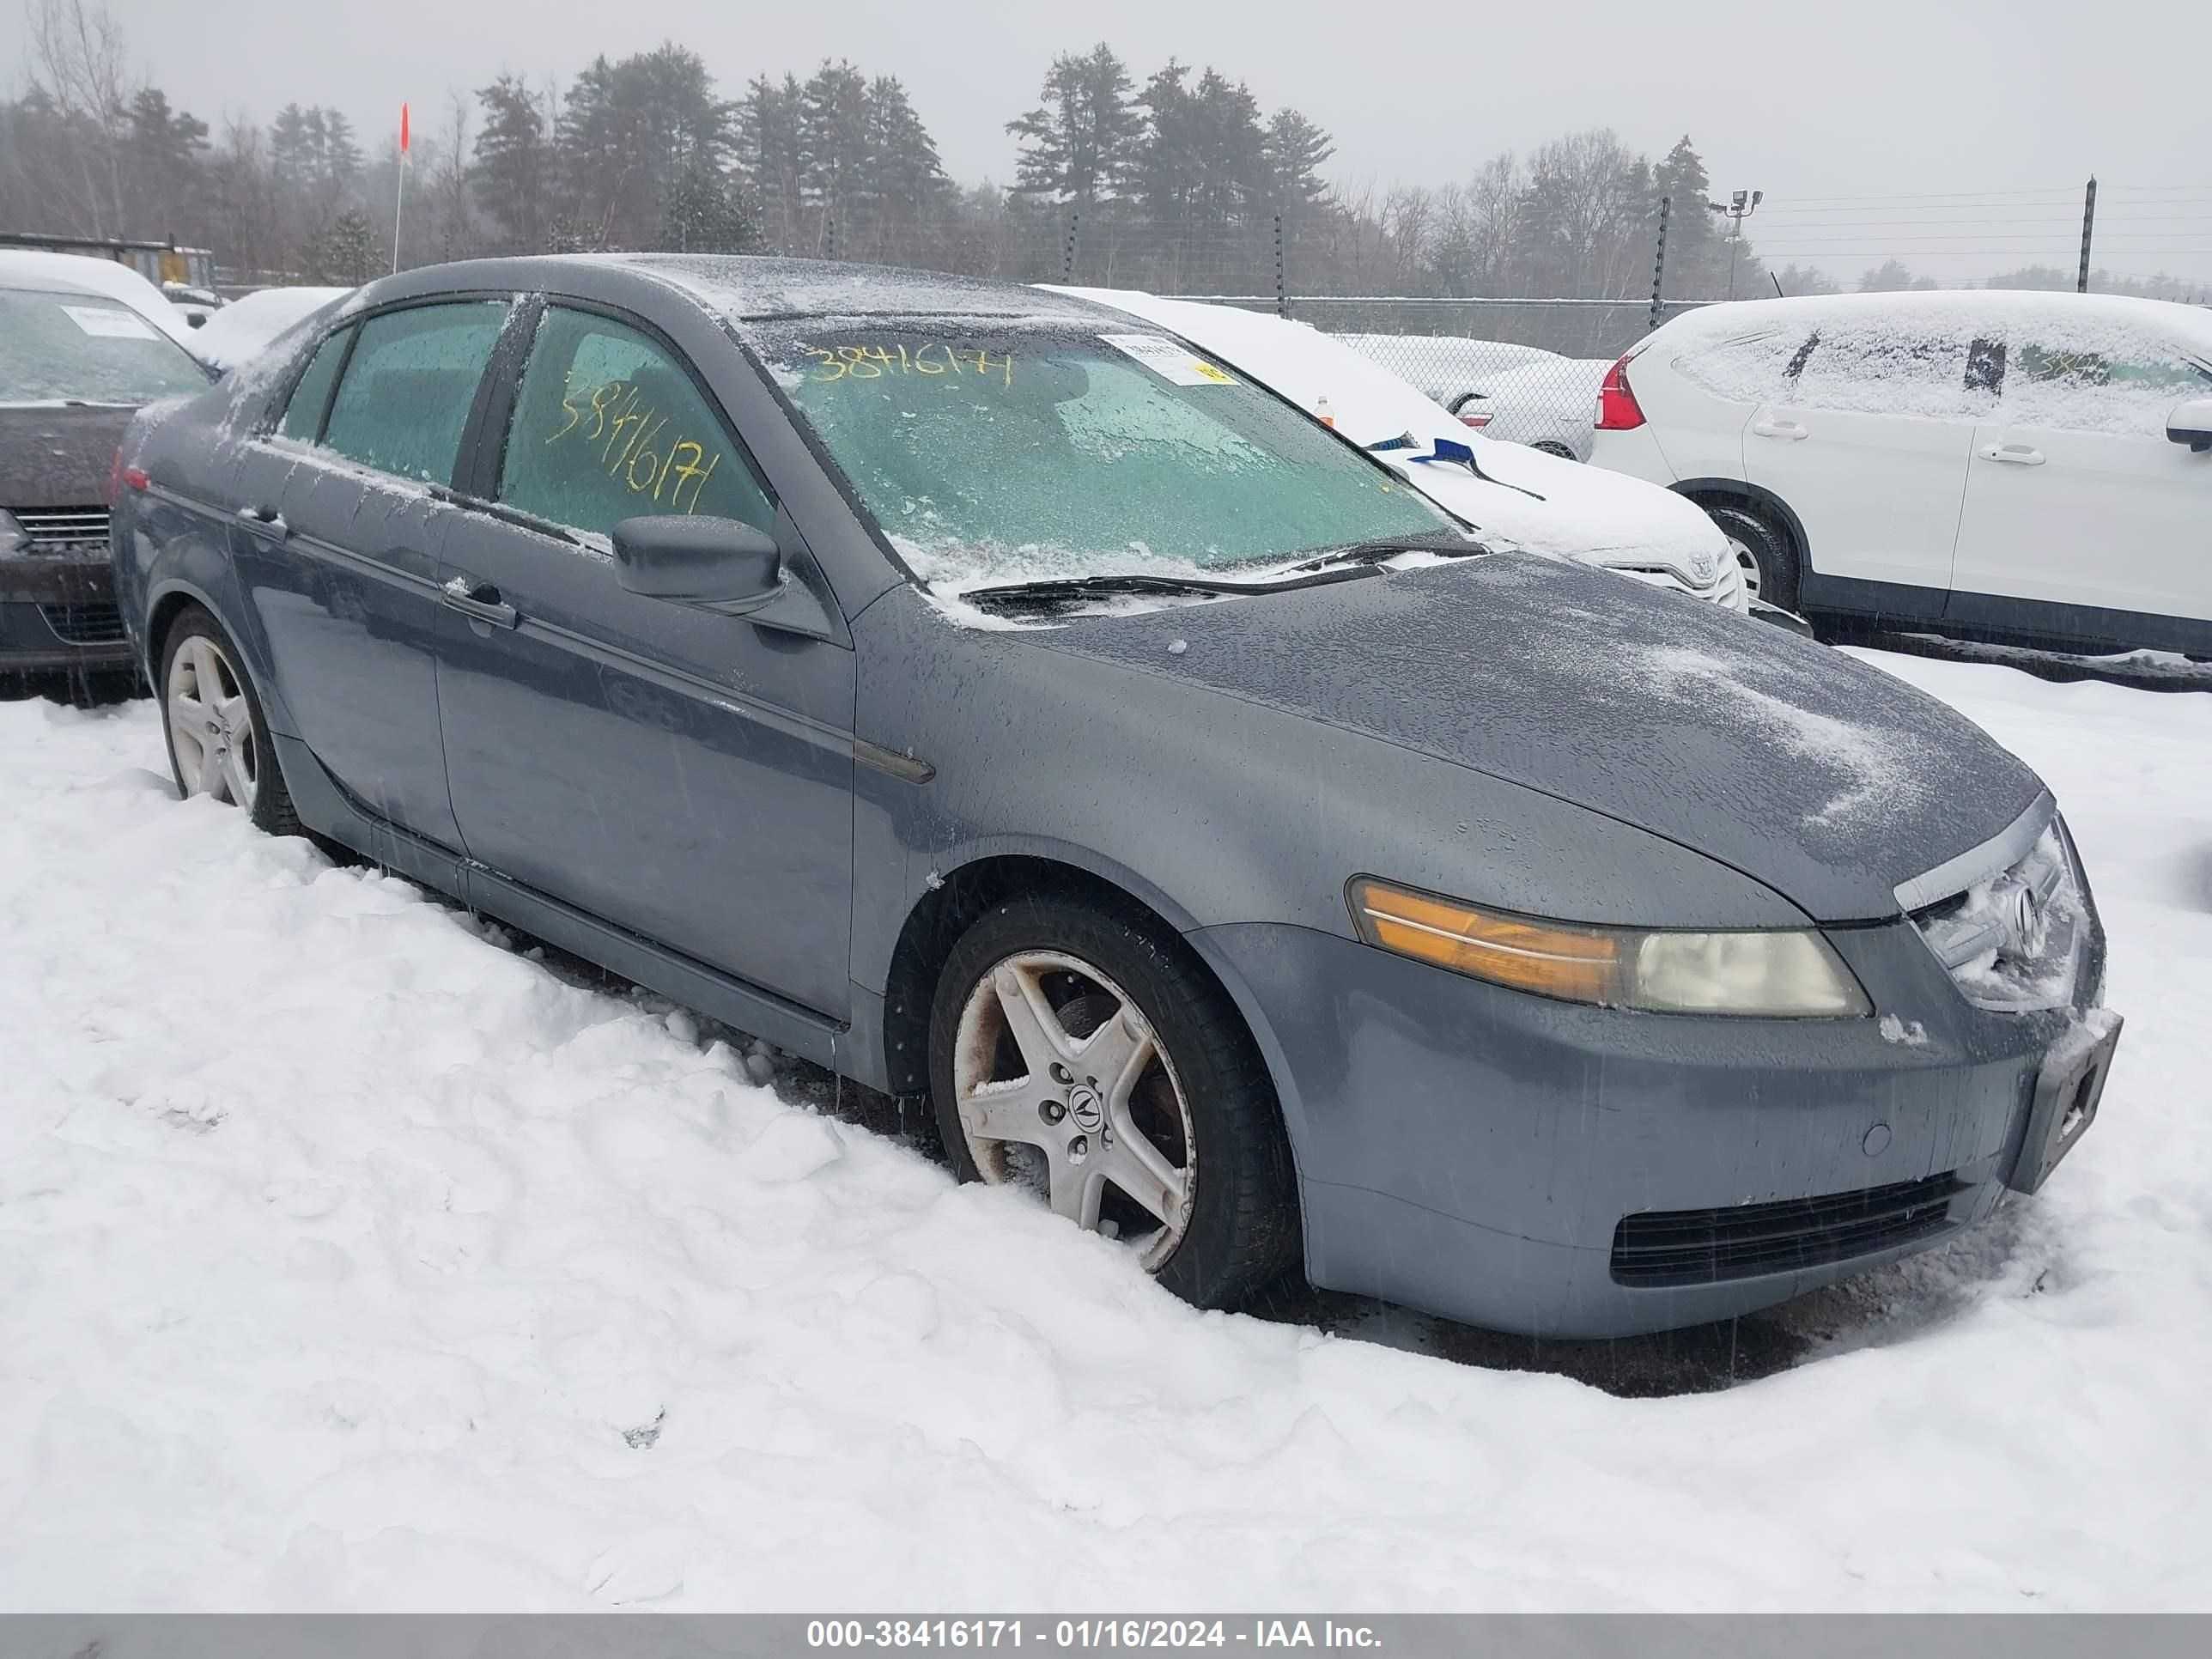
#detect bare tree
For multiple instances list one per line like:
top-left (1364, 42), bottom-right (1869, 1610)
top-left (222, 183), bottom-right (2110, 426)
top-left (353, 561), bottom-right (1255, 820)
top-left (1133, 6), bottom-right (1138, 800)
top-left (25, 0), bottom-right (133, 234)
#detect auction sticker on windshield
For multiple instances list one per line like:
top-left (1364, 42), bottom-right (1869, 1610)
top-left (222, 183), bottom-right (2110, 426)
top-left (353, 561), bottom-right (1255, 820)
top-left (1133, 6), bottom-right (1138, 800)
top-left (1099, 332), bottom-right (1237, 386)
top-left (62, 305), bottom-right (160, 340)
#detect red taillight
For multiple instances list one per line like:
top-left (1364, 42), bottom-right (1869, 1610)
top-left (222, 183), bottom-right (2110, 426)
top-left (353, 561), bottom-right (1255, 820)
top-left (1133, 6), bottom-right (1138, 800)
top-left (107, 449), bottom-right (148, 504)
top-left (1457, 411), bottom-right (1492, 428)
top-left (1595, 353), bottom-right (1645, 431)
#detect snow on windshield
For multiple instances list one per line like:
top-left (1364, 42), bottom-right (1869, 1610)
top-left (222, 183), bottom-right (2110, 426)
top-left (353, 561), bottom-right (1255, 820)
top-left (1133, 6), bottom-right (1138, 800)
top-left (762, 323), bottom-right (1447, 589)
top-left (0, 288), bottom-right (210, 404)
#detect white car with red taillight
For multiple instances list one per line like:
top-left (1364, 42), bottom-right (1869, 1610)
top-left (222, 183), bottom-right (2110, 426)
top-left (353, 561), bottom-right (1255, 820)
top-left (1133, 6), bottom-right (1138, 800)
top-left (1048, 286), bottom-right (1747, 611)
top-left (1589, 290), bottom-right (2212, 651)
top-left (1447, 358), bottom-right (1613, 460)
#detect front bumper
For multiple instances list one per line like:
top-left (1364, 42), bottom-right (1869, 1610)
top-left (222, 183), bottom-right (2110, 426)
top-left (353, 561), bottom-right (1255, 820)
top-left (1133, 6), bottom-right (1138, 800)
top-left (1198, 915), bottom-right (2106, 1338)
top-left (0, 557), bottom-right (134, 672)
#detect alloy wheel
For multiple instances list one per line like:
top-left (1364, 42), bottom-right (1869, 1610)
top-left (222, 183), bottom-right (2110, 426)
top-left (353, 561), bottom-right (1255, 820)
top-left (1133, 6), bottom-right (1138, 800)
top-left (951, 950), bottom-right (1196, 1269)
top-left (167, 635), bottom-right (259, 809)
top-left (1725, 532), bottom-right (1765, 601)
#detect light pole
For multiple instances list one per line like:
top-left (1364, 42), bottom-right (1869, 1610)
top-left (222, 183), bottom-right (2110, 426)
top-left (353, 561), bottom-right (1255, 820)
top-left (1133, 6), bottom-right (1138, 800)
top-left (1707, 188), bottom-right (1762, 301)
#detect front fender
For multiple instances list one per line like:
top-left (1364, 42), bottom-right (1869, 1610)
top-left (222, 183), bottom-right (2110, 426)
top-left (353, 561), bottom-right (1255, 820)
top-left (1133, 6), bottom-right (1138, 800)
top-left (847, 584), bottom-right (1813, 1004)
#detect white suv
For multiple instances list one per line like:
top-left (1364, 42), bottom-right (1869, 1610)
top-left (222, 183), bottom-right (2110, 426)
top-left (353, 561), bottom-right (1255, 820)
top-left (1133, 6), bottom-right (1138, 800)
top-left (1590, 290), bottom-right (2212, 654)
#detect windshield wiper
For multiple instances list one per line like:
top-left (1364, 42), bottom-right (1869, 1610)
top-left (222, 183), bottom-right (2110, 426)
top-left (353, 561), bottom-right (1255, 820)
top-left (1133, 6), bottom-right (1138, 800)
top-left (957, 565), bottom-right (1378, 615)
top-left (1277, 529), bottom-right (1492, 575)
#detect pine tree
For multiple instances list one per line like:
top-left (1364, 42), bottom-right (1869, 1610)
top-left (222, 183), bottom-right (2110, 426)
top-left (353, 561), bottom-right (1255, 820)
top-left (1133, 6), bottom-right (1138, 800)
top-left (655, 160), bottom-right (760, 254)
top-left (309, 206), bottom-right (375, 283)
top-left (735, 73), bottom-right (805, 251)
top-left (472, 74), bottom-right (551, 252)
top-left (1261, 108), bottom-right (1333, 214)
top-left (1006, 44), bottom-right (1137, 208)
top-left (123, 88), bottom-right (209, 239)
top-left (796, 60), bottom-right (868, 254)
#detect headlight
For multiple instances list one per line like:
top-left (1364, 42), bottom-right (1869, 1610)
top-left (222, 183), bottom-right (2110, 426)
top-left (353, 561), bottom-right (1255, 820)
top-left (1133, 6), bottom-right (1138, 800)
top-left (0, 509), bottom-right (26, 558)
top-left (1347, 877), bottom-right (1871, 1017)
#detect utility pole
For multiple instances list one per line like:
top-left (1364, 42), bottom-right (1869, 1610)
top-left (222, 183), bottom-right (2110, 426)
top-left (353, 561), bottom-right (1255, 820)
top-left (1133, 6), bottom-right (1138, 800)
top-left (2077, 177), bottom-right (2097, 295)
top-left (1708, 188), bottom-right (1763, 301)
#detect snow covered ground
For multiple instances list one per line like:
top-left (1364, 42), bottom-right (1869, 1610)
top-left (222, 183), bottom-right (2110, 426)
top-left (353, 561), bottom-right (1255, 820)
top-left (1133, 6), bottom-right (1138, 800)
top-left (3, 652), bottom-right (2208, 1612)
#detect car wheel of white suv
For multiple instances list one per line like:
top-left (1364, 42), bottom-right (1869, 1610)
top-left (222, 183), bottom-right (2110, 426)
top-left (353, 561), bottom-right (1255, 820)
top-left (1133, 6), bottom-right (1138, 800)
top-left (1702, 504), bottom-right (1800, 614)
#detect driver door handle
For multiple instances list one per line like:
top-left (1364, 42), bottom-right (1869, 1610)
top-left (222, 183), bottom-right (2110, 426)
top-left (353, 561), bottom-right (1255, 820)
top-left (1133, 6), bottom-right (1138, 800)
top-left (236, 503), bottom-right (289, 538)
top-left (441, 574), bottom-right (520, 629)
top-left (1978, 442), bottom-right (2046, 466)
top-left (1750, 418), bottom-right (1808, 441)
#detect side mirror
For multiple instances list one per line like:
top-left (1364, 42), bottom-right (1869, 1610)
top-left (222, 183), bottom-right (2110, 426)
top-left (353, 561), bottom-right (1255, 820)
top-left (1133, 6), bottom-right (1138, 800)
top-left (611, 515), bottom-right (783, 613)
top-left (186, 312), bottom-right (207, 329)
top-left (2166, 398), bottom-right (2212, 453)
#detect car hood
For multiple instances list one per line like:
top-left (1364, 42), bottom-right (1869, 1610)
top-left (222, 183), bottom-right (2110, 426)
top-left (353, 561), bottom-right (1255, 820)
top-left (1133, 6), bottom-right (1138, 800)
top-left (1034, 554), bottom-right (2043, 923)
top-left (1393, 442), bottom-right (1732, 580)
top-left (0, 403), bottom-right (136, 507)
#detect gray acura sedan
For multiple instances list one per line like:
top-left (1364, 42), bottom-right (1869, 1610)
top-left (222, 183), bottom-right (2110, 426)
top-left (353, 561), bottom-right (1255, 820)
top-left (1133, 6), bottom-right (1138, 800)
top-left (110, 257), bottom-right (2121, 1337)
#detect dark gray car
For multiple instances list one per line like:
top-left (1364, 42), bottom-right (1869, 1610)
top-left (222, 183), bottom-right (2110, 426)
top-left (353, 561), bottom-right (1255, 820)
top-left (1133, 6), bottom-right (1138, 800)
top-left (3, 270), bottom-right (213, 680)
top-left (110, 256), bottom-right (2123, 1337)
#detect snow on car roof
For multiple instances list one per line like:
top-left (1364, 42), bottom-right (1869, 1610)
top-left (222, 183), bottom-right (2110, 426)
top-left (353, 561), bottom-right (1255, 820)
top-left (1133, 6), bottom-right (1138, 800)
top-left (0, 249), bottom-right (202, 350)
top-left (1660, 287), bottom-right (2212, 358)
top-left (611, 255), bottom-right (1123, 325)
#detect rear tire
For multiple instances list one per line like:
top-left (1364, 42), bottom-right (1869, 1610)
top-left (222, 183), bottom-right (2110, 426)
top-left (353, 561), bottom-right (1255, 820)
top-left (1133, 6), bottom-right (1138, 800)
top-left (158, 604), bottom-right (301, 838)
top-left (1703, 501), bottom-right (1801, 614)
top-left (927, 892), bottom-right (1300, 1310)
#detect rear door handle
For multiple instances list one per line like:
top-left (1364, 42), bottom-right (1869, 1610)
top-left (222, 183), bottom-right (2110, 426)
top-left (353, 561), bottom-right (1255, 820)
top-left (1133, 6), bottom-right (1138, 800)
top-left (236, 503), bottom-right (289, 538)
top-left (1978, 442), bottom-right (2045, 466)
top-left (1750, 419), bottom-right (1808, 441)
top-left (441, 574), bottom-right (520, 629)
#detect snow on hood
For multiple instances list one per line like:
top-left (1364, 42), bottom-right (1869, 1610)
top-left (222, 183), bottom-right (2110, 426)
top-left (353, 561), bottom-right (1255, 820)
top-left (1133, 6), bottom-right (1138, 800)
top-left (189, 286), bottom-right (352, 372)
top-left (1045, 286), bottom-right (1729, 578)
top-left (1036, 552), bottom-right (2044, 922)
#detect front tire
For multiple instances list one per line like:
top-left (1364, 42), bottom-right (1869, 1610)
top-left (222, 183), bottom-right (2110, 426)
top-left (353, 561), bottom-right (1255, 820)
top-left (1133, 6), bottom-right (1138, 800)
top-left (927, 893), bottom-right (1300, 1310)
top-left (159, 603), bottom-right (301, 837)
top-left (1704, 502), bottom-right (1801, 613)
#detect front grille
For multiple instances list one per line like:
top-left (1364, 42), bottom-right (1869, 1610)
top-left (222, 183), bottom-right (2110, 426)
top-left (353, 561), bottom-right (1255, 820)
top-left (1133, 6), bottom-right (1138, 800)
top-left (1610, 1173), bottom-right (1965, 1287)
top-left (39, 602), bottom-right (127, 645)
top-left (1908, 818), bottom-right (2083, 1012)
top-left (9, 505), bottom-right (111, 554)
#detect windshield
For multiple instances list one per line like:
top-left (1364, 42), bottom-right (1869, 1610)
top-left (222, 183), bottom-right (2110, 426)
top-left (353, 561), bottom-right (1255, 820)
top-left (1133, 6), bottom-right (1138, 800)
top-left (0, 287), bottom-right (210, 405)
top-left (762, 322), bottom-right (1452, 588)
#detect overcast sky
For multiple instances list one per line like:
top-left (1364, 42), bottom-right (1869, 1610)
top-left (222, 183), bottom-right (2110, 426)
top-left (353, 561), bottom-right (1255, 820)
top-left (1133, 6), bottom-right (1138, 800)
top-left (12, 0), bottom-right (2209, 284)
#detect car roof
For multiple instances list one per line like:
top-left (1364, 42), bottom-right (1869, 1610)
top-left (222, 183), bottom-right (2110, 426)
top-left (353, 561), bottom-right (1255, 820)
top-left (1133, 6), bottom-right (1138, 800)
top-left (355, 253), bottom-right (1133, 330)
top-left (0, 249), bottom-right (207, 350)
top-left (1662, 287), bottom-right (2212, 354)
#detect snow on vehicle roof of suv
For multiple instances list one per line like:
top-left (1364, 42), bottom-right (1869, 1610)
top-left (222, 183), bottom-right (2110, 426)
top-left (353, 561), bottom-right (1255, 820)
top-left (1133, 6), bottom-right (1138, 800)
top-left (1661, 288), bottom-right (2212, 356)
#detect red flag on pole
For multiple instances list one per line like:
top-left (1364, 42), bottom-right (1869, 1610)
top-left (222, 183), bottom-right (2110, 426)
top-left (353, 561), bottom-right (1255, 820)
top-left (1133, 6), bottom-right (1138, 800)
top-left (399, 102), bottom-right (410, 155)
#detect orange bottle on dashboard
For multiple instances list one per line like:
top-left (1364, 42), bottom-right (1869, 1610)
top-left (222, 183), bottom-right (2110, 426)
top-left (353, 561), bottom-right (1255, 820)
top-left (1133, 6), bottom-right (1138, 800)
top-left (1316, 396), bottom-right (1335, 428)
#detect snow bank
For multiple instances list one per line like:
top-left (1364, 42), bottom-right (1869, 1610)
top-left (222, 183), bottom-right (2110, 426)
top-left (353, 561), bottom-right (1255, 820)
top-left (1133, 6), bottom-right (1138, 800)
top-left (2, 659), bottom-right (2209, 1610)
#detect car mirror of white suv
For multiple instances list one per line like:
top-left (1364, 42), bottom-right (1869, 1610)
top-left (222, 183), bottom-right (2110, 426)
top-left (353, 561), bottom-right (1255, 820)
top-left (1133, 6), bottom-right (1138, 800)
top-left (2166, 398), bottom-right (2212, 453)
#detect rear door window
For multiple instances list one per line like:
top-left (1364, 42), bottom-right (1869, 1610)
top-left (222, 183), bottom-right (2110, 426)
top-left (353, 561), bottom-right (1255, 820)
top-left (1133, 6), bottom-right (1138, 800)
top-left (319, 301), bottom-right (507, 484)
top-left (1787, 323), bottom-right (1979, 419)
top-left (1674, 329), bottom-right (1806, 404)
top-left (496, 305), bottom-right (775, 542)
top-left (278, 326), bottom-right (351, 441)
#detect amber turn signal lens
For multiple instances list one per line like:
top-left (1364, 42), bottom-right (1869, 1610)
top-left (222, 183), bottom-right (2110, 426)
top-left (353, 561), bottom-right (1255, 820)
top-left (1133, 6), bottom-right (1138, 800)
top-left (1348, 879), bottom-right (1621, 1004)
